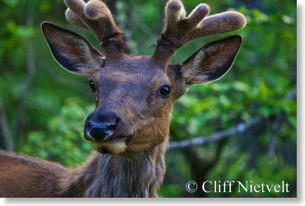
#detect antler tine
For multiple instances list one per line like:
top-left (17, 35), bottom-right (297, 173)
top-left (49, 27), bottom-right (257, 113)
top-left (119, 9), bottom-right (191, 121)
top-left (152, 0), bottom-right (246, 66)
top-left (65, 8), bottom-right (89, 30)
top-left (196, 11), bottom-right (247, 37)
top-left (64, 0), bottom-right (126, 60)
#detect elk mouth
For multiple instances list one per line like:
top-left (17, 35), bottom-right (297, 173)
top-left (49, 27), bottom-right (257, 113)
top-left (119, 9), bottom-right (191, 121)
top-left (102, 135), bottom-right (131, 144)
top-left (91, 135), bottom-right (132, 154)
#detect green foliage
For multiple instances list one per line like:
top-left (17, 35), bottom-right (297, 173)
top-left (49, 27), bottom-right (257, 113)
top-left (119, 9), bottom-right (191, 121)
top-left (21, 99), bottom-right (94, 167)
top-left (0, 0), bottom-right (296, 197)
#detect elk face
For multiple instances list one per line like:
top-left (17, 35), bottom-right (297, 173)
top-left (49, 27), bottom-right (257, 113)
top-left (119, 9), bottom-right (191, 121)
top-left (83, 57), bottom-right (177, 154)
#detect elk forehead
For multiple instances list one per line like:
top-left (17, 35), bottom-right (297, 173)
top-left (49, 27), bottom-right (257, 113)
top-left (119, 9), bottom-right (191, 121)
top-left (92, 57), bottom-right (171, 96)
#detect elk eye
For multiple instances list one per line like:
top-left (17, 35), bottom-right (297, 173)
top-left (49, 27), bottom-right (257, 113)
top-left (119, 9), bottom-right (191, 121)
top-left (89, 80), bottom-right (95, 92)
top-left (158, 85), bottom-right (171, 98)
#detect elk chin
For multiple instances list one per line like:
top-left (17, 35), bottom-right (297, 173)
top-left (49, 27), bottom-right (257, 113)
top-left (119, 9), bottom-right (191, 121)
top-left (92, 138), bottom-right (129, 154)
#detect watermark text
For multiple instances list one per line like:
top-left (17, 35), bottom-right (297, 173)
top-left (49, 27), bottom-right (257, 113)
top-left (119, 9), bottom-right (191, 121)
top-left (186, 180), bottom-right (290, 194)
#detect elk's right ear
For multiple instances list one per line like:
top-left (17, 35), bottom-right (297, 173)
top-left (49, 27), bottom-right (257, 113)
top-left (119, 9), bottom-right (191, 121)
top-left (41, 22), bottom-right (105, 76)
top-left (181, 35), bottom-right (242, 86)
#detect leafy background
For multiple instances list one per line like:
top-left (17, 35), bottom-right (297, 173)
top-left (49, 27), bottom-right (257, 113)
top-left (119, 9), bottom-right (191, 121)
top-left (0, 0), bottom-right (296, 197)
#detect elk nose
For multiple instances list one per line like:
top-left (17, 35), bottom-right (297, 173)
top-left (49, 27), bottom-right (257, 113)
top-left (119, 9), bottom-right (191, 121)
top-left (85, 120), bottom-right (117, 141)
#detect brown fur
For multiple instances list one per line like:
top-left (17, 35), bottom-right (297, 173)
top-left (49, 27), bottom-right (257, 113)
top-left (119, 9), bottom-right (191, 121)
top-left (0, 0), bottom-right (246, 197)
top-left (0, 143), bottom-right (166, 197)
top-left (0, 152), bottom-right (66, 197)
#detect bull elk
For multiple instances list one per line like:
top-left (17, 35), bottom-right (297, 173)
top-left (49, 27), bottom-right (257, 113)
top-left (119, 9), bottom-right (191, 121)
top-left (0, 0), bottom-right (246, 197)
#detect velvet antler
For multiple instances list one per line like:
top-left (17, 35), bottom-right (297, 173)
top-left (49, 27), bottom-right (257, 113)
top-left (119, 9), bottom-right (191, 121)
top-left (64, 0), bottom-right (127, 61)
top-left (152, 0), bottom-right (247, 65)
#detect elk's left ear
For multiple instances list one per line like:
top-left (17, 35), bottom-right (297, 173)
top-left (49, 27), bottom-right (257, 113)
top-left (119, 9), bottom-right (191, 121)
top-left (181, 35), bottom-right (242, 86)
top-left (41, 22), bottom-right (105, 76)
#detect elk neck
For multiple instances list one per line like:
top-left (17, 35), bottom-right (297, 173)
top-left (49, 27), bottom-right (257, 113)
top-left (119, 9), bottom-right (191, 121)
top-left (58, 140), bottom-right (168, 197)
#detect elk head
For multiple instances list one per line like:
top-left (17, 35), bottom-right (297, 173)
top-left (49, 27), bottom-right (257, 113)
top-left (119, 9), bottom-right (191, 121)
top-left (42, 0), bottom-right (246, 154)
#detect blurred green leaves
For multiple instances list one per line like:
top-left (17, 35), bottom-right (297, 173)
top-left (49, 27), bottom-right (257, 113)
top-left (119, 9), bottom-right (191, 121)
top-left (22, 98), bottom-right (94, 167)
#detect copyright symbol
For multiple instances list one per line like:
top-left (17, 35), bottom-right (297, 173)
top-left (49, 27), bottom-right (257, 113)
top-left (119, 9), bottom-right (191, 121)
top-left (186, 181), bottom-right (198, 193)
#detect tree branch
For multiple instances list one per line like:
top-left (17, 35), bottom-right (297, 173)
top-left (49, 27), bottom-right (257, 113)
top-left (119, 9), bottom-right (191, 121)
top-left (168, 117), bottom-right (262, 150)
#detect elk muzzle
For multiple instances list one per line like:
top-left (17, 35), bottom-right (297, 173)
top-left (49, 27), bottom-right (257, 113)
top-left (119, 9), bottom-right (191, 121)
top-left (84, 111), bottom-right (133, 154)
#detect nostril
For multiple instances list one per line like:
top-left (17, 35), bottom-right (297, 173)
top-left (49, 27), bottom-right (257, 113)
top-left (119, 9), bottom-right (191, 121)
top-left (107, 123), bottom-right (116, 132)
top-left (86, 120), bottom-right (117, 141)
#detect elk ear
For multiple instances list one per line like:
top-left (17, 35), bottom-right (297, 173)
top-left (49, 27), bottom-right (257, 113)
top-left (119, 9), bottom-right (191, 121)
top-left (41, 22), bottom-right (105, 76)
top-left (181, 35), bottom-right (242, 85)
